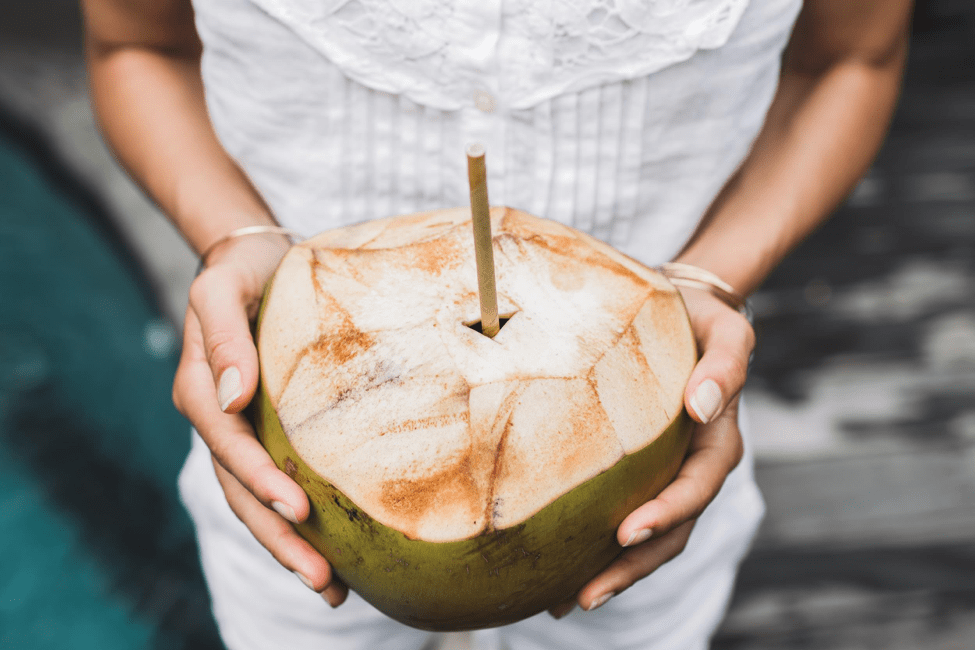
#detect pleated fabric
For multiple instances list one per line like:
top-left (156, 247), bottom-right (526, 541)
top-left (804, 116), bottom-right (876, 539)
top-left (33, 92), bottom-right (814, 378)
top-left (195, 0), bottom-right (801, 267)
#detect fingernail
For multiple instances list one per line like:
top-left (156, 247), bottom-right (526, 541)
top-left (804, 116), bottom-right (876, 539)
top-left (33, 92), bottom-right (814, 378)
top-left (293, 571), bottom-right (315, 591)
top-left (218, 366), bottom-right (243, 412)
top-left (322, 591), bottom-right (340, 608)
top-left (272, 500), bottom-right (299, 524)
top-left (623, 528), bottom-right (652, 547)
top-left (586, 592), bottom-right (614, 611)
top-left (689, 379), bottom-right (722, 424)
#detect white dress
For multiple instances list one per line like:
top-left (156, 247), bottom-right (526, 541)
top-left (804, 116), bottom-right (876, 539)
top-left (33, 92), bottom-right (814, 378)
top-left (178, 0), bottom-right (801, 648)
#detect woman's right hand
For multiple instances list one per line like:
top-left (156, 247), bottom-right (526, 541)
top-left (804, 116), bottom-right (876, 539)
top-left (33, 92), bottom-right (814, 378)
top-left (172, 234), bottom-right (349, 607)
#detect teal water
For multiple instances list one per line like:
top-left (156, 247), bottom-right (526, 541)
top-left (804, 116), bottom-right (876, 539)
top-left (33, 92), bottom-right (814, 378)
top-left (0, 115), bottom-right (221, 649)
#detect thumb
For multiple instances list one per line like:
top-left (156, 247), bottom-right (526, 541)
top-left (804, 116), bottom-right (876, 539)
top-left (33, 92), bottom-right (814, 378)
top-left (684, 307), bottom-right (754, 425)
top-left (188, 265), bottom-right (262, 413)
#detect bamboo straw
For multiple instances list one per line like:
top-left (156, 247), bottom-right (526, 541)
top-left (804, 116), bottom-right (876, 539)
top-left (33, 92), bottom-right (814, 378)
top-left (466, 144), bottom-right (500, 338)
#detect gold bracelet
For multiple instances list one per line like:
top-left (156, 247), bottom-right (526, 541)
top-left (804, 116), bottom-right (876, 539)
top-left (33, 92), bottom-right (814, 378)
top-left (657, 262), bottom-right (752, 321)
top-left (196, 225), bottom-right (305, 275)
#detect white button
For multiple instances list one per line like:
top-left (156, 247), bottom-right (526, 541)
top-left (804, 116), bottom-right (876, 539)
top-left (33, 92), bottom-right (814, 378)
top-left (473, 90), bottom-right (496, 113)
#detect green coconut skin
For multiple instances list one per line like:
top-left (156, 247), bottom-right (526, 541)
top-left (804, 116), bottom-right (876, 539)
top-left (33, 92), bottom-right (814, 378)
top-left (253, 380), bottom-right (692, 631)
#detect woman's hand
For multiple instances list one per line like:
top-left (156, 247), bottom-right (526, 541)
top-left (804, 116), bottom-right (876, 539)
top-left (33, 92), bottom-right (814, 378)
top-left (548, 0), bottom-right (914, 618)
top-left (550, 287), bottom-right (754, 618)
top-left (172, 235), bottom-right (349, 607)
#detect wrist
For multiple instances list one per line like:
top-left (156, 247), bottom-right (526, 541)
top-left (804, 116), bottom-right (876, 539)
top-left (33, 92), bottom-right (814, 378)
top-left (199, 225), bottom-right (302, 273)
top-left (198, 227), bottom-right (302, 294)
top-left (674, 234), bottom-right (778, 299)
top-left (658, 261), bottom-right (751, 321)
top-left (205, 232), bottom-right (291, 266)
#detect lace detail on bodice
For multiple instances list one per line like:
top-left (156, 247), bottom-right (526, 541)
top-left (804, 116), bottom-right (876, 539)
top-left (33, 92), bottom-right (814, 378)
top-left (250, 0), bottom-right (750, 109)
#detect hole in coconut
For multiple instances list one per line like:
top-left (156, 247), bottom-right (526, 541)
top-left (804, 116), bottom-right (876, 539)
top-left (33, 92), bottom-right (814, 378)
top-left (465, 312), bottom-right (516, 336)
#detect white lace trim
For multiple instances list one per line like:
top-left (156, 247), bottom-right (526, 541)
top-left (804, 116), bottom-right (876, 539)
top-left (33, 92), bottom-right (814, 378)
top-left (251, 0), bottom-right (750, 110)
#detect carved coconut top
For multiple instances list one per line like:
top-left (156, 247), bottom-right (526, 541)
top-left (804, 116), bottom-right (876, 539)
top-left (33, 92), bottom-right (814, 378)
top-left (258, 207), bottom-right (696, 543)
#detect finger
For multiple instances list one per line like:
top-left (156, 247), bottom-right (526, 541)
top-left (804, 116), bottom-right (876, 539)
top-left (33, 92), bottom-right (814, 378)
top-left (175, 310), bottom-right (310, 523)
top-left (577, 521), bottom-right (696, 611)
top-left (685, 303), bottom-right (754, 425)
top-left (188, 265), bottom-right (261, 413)
top-left (214, 459), bottom-right (349, 607)
top-left (548, 598), bottom-right (576, 620)
top-left (618, 404), bottom-right (743, 546)
top-left (172, 304), bottom-right (203, 417)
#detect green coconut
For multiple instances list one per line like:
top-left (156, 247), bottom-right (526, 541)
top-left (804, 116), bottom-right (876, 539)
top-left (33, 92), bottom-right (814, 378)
top-left (253, 207), bottom-right (696, 631)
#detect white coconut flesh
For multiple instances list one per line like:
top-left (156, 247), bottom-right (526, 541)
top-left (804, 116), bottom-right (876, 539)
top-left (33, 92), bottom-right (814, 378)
top-left (258, 207), bottom-right (696, 543)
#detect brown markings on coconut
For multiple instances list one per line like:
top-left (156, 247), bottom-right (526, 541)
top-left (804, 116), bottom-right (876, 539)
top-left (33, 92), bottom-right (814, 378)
top-left (650, 286), bottom-right (693, 354)
top-left (625, 312), bottom-right (669, 418)
top-left (453, 521), bottom-right (534, 580)
top-left (409, 236), bottom-right (465, 276)
top-left (538, 233), bottom-right (647, 286)
top-left (561, 382), bottom-right (614, 478)
top-left (321, 359), bottom-right (404, 417)
top-left (275, 321), bottom-right (375, 408)
top-left (424, 221), bottom-right (457, 230)
top-left (380, 447), bottom-right (481, 541)
top-left (307, 248), bottom-right (326, 298)
top-left (340, 233), bottom-right (466, 278)
top-left (283, 457), bottom-right (298, 479)
top-left (484, 417), bottom-right (513, 527)
top-left (576, 288), bottom-right (658, 382)
top-left (481, 382), bottom-right (526, 529)
top-left (318, 321), bottom-right (374, 366)
top-left (499, 210), bottom-right (649, 290)
top-left (272, 252), bottom-right (376, 404)
top-left (332, 494), bottom-right (363, 523)
top-left (376, 412), bottom-right (468, 438)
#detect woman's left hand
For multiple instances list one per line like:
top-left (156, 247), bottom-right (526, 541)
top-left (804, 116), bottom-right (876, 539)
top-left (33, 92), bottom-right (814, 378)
top-left (550, 286), bottom-right (755, 618)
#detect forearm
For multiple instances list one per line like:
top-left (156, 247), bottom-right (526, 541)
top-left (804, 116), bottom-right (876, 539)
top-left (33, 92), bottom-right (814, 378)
top-left (85, 33), bottom-right (276, 256)
top-left (677, 31), bottom-right (908, 296)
